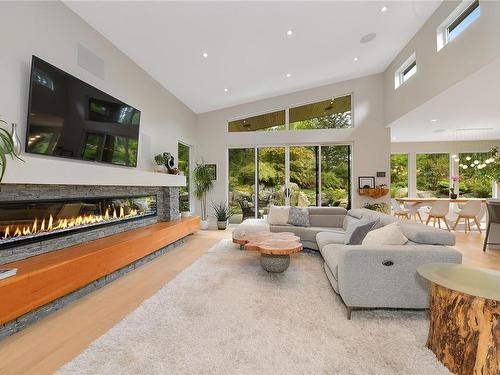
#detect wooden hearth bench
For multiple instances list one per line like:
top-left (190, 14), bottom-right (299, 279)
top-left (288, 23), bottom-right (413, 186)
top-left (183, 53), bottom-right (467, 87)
top-left (0, 216), bottom-right (200, 325)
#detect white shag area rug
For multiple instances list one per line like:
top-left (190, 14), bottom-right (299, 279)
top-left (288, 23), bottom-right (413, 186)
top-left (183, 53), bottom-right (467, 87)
top-left (57, 239), bottom-right (450, 375)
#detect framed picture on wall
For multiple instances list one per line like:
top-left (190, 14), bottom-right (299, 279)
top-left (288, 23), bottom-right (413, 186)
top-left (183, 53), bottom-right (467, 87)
top-left (358, 176), bottom-right (375, 189)
top-left (206, 164), bottom-right (217, 180)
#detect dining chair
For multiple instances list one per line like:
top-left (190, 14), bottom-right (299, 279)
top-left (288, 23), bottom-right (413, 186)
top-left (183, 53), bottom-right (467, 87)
top-left (404, 202), bottom-right (424, 223)
top-left (425, 200), bottom-right (450, 231)
top-left (483, 201), bottom-right (500, 252)
top-left (452, 200), bottom-right (482, 233)
top-left (391, 199), bottom-right (409, 219)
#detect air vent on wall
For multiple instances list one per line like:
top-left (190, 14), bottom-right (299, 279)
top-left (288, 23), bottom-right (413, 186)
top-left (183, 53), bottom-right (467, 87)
top-left (77, 44), bottom-right (105, 80)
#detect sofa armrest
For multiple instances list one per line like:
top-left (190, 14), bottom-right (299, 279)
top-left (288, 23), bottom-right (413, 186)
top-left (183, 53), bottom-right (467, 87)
top-left (337, 245), bottom-right (462, 309)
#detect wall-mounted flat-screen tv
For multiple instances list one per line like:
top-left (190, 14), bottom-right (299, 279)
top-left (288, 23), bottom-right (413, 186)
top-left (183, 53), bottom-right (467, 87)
top-left (26, 56), bottom-right (141, 167)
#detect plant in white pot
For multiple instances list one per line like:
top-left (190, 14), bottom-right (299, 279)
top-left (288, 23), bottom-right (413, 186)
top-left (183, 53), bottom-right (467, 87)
top-left (193, 161), bottom-right (214, 229)
top-left (211, 201), bottom-right (232, 230)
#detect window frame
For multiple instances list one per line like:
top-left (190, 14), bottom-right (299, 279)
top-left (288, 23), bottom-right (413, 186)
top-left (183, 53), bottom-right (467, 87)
top-left (394, 53), bottom-right (417, 89)
top-left (437, 0), bottom-right (480, 51)
top-left (226, 93), bottom-right (354, 133)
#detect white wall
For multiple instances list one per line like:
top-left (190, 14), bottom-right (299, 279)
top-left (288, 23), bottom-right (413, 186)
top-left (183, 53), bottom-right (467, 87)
top-left (196, 73), bottom-right (390, 220)
top-left (391, 140), bottom-right (499, 197)
top-left (384, 0), bottom-right (500, 125)
top-left (0, 1), bottom-right (197, 185)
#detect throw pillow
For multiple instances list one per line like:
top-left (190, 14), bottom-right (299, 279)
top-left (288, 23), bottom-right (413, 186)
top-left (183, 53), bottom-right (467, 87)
top-left (344, 218), bottom-right (380, 245)
top-left (362, 222), bottom-right (408, 245)
top-left (267, 205), bottom-right (291, 225)
top-left (287, 206), bottom-right (310, 227)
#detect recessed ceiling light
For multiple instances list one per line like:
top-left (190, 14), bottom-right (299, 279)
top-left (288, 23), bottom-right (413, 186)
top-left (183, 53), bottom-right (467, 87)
top-left (353, 57), bottom-right (359, 62)
top-left (202, 52), bottom-right (208, 58)
top-left (287, 30), bottom-right (293, 36)
top-left (381, 6), bottom-right (388, 12)
top-left (286, 73), bottom-right (292, 78)
top-left (360, 33), bottom-right (376, 44)
top-left (431, 119), bottom-right (438, 122)
top-left (224, 88), bottom-right (228, 92)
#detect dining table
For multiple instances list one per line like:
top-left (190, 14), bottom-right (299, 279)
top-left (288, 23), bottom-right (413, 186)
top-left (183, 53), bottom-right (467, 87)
top-left (395, 197), bottom-right (487, 204)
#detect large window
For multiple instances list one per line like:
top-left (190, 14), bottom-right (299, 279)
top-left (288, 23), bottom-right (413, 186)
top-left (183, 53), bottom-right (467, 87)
top-left (178, 142), bottom-right (190, 212)
top-left (228, 95), bottom-right (352, 132)
top-left (228, 148), bottom-right (256, 224)
top-left (321, 145), bottom-right (351, 207)
top-left (228, 110), bottom-right (285, 132)
top-left (391, 154), bottom-right (409, 198)
top-left (416, 153), bottom-right (449, 198)
top-left (289, 95), bottom-right (352, 130)
top-left (458, 151), bottom-right (497, 198)
top-left (228, 144), bottom-right (351, 222)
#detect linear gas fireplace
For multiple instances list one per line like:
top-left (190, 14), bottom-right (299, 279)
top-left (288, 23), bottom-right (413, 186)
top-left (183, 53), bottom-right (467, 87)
top-left (0, 195), bottom-right (157, 249)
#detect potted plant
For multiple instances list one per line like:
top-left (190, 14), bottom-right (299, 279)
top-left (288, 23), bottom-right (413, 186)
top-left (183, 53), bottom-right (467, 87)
top-left (0, 118), bottom-right (23, 182)
top-left (180, 198), bottom-right (191, 218)
top-left (154, 154), bottom-right (167, 173)
top-left (193, 161), bottom-right (214, 229)
top-left (212, 201), bottom-right (232, 230)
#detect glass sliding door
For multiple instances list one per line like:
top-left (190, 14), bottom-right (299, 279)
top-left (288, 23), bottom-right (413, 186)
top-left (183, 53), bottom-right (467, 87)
top-left (257, 147), bottom-right (286, 216)
top-left (289, 146), bottom-right (318, 206)
top-left (228, 144), bottom-right (352, 220)
top-left (228, 148), bottom-right (256, 224)
top-left (320, 145), bottom-right (351, 208)
top-left (178, 142), bottom-right (190, 213)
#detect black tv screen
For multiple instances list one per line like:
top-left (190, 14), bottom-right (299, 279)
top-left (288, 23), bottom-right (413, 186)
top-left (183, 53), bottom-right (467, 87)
top-left (26, 56), bottom-right (140, 167)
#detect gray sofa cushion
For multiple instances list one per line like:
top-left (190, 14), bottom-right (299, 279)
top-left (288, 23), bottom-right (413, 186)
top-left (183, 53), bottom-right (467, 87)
top-left (342, 214), bottom-right (359, 230)
top-left (321, 243), bottom-right (343, 279)
top-left (317, 231), bottom-right (346, 252)
top-left (344, 219), bottom-right (380, 245)
top-left (271, 225), bottom-right (342, 244)
top-left (400, 221), bottom-right (456, 246)
top-left (308, 207), bottom-right (346, 228)
top-left (347, 208), bottom-right (397, 227)
top-left (287, 206), bottom-right (310, 227)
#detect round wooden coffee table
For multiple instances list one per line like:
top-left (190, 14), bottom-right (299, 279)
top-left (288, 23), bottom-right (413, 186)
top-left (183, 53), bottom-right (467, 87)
top-left (233, 231), bottom-right (302, 273)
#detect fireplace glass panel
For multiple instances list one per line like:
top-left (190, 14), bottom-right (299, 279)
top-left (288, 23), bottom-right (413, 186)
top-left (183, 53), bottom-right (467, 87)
top-left (0, 195), bottom-right (157, 248)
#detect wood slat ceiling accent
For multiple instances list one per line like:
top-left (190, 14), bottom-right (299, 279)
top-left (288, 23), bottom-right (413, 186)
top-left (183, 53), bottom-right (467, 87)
top-left (228, 110), bottom-right (285, 132)
top-left (289, 95), bottom-right (351, 123)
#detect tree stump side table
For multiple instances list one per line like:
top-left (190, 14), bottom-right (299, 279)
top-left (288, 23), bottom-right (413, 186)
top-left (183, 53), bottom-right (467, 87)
top-left (417, 263), bottom-right (500, 375)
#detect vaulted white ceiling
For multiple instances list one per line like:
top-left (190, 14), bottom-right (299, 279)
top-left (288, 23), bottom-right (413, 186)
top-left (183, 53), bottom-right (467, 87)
top-left (65, 1), bottom-right (441, 113)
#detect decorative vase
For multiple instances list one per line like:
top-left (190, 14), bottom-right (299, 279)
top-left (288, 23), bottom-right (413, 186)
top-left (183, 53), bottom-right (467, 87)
top-left (181, 211), bottom-right (191, 218)
top-left (217, 220), bottom-right (228, 230)
top-left (10, 123), bottom-right (22, 155)
top-left (450, 193), bottom-right (458, 200)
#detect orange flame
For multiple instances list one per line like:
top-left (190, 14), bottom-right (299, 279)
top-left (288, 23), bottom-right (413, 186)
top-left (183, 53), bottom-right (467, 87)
top-left (2, 207), bottom-right (140, 241)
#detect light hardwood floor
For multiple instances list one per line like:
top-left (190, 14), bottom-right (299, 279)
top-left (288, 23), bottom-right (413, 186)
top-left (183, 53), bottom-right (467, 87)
top-left (0, 227), bottom-right (497, 375)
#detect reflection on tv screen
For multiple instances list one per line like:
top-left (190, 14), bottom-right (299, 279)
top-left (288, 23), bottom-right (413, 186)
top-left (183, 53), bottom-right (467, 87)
top-left (26, 56), bottom-right (140, 167)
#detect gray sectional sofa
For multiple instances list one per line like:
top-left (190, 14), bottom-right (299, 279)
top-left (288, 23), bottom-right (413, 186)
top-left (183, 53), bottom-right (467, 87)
top-left (233, 207), bottom-right (462, 319)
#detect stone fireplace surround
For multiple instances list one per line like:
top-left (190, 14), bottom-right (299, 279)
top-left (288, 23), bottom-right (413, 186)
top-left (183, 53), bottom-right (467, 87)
top-left (0, 184), bottom-right (180, 265)
top-left (0, 183), bottom-right (183, 339)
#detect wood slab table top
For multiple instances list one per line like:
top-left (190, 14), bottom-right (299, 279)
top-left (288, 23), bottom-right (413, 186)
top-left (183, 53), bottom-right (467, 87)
top-left (233, 231), bottom-right (302, 255)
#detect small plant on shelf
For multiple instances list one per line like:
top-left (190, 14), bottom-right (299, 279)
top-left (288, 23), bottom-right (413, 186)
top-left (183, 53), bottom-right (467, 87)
top-left (211, 201), bottom-right (232, 230)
